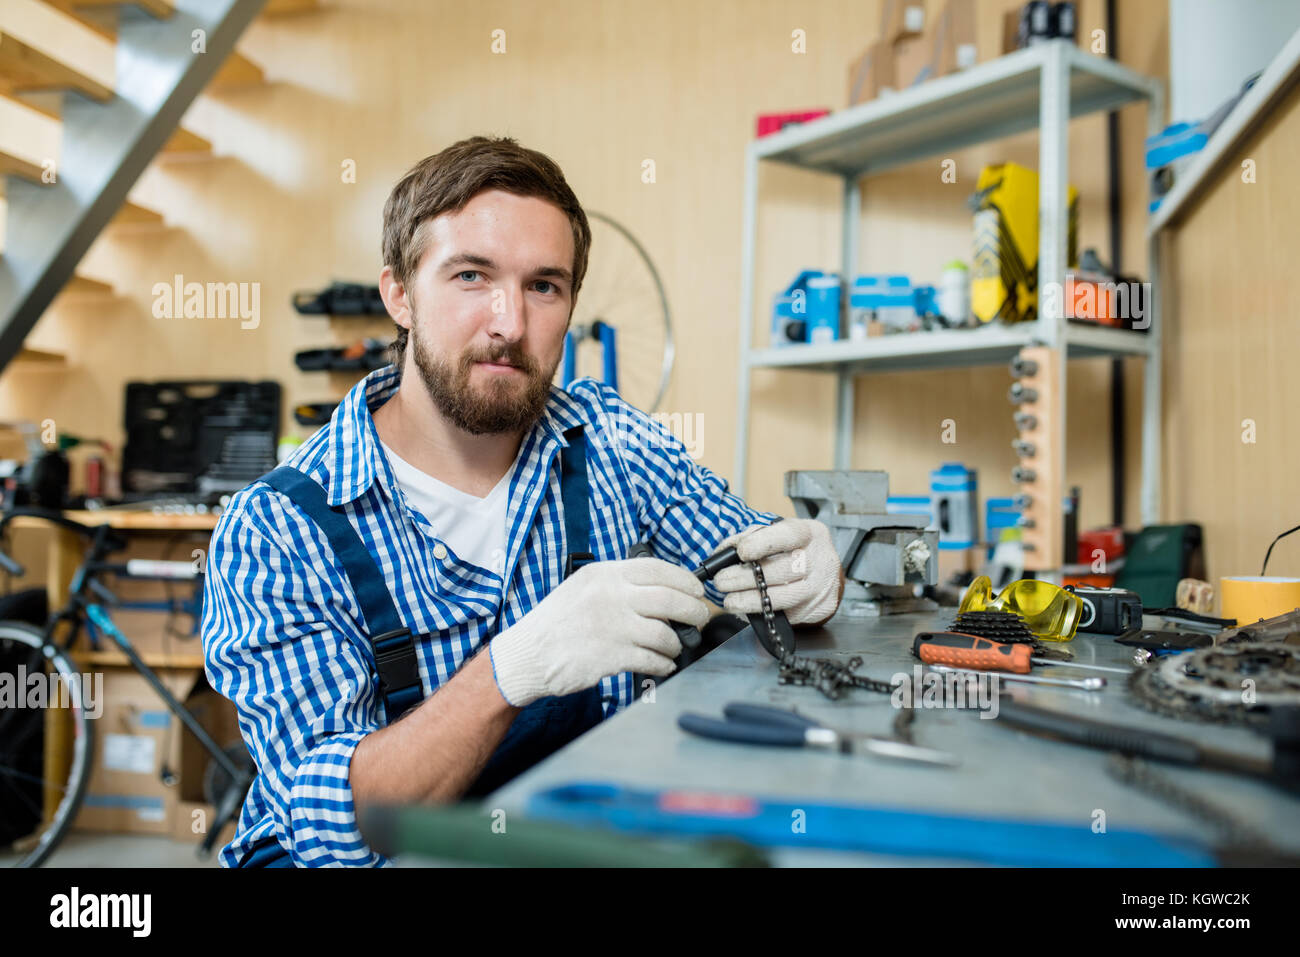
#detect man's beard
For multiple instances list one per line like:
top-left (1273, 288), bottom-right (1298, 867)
top-left (409, 320), bottom-right (559, 436)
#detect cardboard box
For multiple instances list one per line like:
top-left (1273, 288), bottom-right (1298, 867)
top-left (74, 666), bottom-right (200, 835)
top-left (893, 34), bottom-right (933, 90)
top-left (848, 42), bottom-right (895, 105)
top-left (932, 0), bottom-right (977, 76)
top-left (73, 666), bottom-right (242, 837)
top-left (880, 0), bottom-right (925, 44)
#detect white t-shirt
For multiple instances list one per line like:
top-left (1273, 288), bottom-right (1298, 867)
top-left (378, 439), bottom-right (512, 579)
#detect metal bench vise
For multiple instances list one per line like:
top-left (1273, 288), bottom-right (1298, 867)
top-left (785, 470), bottom-right (938, 617)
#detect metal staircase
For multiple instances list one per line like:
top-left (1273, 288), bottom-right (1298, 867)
top-left (0, 0), bottom-right (268, 373)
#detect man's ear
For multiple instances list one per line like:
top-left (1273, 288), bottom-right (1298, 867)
top-left (379, 265), bottom-right (412, 330)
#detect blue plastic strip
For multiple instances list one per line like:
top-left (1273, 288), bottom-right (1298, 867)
top-left (527, 782), bottom-right (1217, 868)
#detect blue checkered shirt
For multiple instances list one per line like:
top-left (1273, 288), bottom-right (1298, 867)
top-left (201, 366), bottom-right (779, 866)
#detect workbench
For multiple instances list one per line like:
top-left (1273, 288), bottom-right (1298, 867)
top-left (488, 612), bottom-right (1300, 866)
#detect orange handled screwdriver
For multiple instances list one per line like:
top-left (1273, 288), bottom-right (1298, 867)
top-left (912, 632), bottom-right (1032, 674)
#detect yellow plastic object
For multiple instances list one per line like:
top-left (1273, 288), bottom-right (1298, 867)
top-left (958, 575), bottom-right (1083, 642)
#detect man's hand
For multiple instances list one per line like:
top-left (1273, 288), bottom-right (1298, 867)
top-left (711, 519), bottom-right (844, 627)
top-left (489, 557), bottom-right (710, 707)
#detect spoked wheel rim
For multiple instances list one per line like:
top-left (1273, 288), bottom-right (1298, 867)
top-left (559, 210), bottom-right (674, 414)
top-left (0, 625), bottom-right (94, 868)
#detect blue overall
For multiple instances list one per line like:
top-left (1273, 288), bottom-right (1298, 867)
top-left (235, 426), bottom-right (604, 867)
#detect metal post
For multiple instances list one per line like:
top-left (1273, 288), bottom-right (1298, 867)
top-left (1141, 79), bottom-right (1166, 526)
top-left (1038, 40), bottom-right (1070, 569)
top-left (733, 148), bottom-right (760, 496)
top-left (835, 176), bottom-right (861, 469)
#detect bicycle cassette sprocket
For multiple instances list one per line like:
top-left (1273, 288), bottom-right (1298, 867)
top-left (1128, 641), bottom-right (1300, 726)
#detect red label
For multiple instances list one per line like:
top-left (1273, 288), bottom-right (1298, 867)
top-left (658, 791), bottom-right (760, 817)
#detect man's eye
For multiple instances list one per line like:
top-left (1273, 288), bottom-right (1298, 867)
top-left (534, 280), bottom-right (557, 294)
top-left (458, 270), bottom-right (481, 282)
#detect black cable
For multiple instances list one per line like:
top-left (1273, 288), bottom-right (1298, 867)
top-left (1261, 524), bottom-right (1300, 576)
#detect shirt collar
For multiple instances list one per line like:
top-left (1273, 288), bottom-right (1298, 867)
top-left (323, 364), bottom-right (575, 507)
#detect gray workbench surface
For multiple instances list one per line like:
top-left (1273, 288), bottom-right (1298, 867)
top-left (488, 612), bottom-right (1300, 865)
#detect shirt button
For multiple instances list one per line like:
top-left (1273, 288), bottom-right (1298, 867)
top-left (433, 544), bottom-right (448, 560)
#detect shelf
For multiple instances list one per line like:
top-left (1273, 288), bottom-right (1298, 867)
top-left (71, 648), bottom-right (206, 671)
top-left (752, 42), bottom-right (1160, 178)
top-left (748, 323), bottom-right (1154, 374)
top-left (11, 510), bottom-right (219, 531)
top-left (1147, 26), bottom-right (1300, 236)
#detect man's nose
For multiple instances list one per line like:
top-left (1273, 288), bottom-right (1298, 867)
top-left (487, 286), bottom-right (527, 340)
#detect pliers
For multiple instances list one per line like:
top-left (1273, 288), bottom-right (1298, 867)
top-left (677, 702), bottom-right (960, 767)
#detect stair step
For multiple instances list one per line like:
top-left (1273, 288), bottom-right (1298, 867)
top-left (0, 95), bottom-right (58, 183)
top-left (64, 0), bottom-right (175, 16)
top-left (264, 0), bottom-right (319, 14)
top-left (212, 50), bottom-right (264, 88)
top-left (14, 345), bottom-right (65, 365)
top-left (111, 199), bottom-right (163, 226)
top-left (0, 29), bottom-right (112, 104)
top-left (64, 274), bottom-right (113, 295)
top-left (162, 126), bottom-right (212, 155)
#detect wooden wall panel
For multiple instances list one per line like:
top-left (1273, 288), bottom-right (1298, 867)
top-left (1162, 78), bottom-right (1300, 581)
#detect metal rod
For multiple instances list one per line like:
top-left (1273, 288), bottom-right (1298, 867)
top-left (927, 663), bottom-right (1105, 690)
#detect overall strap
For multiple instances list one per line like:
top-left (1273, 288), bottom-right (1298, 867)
top-left (560, 426), bottom-right (594, 579)
top-left (260, 467), bottom-right (423, 720)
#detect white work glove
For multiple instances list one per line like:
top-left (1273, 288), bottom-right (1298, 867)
top-left (489, 557), bottom-right (710, 707)
top-left (711, 519), bottom-right (843, 626)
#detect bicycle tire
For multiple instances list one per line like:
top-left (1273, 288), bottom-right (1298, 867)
top-left (0, 621), bottom-right (95, 868)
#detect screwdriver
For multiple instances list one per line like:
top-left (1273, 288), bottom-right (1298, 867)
top-left (913, 632), bottom-right (1131, 676)
top-left (913, 632), bottom-right (1032, 674)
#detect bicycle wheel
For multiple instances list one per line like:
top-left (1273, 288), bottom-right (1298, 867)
top-left (0, 621), bottom-right (95, 867)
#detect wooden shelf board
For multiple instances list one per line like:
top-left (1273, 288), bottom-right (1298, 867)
top-left (10, 510), bottom-right (220, 531)
top-left (71, 648), bottom-right (206, 671)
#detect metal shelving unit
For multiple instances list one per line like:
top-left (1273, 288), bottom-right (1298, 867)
top-left (734, 40), bottom-right (1165, 531)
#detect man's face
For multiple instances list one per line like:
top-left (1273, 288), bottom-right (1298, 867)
top-left (395, 189), bottom-right (576, 435)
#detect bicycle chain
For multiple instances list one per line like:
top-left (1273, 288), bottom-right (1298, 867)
top-left (750, 560), bottom-right (913, 701)
top-left (1105, 753), bottom-right (1272, 851)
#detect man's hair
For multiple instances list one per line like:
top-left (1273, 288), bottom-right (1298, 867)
top-left (381, 136), bottom-right (592, 369)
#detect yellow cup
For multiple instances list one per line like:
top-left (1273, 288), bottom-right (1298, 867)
top-left (1219, 576), bottom-right (1300, 624)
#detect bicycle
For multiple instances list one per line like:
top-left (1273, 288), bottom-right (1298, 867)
top-left (0, 507), bottom-right (255, 867)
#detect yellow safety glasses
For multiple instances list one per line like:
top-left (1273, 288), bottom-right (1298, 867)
top-left (958, 575), bottom-right (1083, 642)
